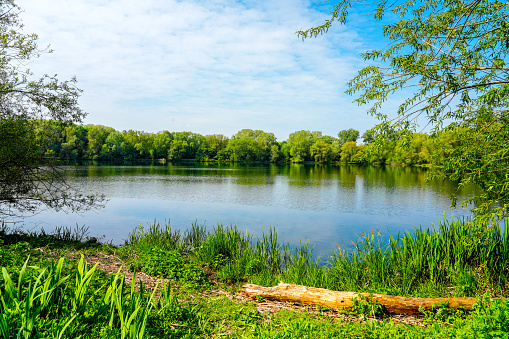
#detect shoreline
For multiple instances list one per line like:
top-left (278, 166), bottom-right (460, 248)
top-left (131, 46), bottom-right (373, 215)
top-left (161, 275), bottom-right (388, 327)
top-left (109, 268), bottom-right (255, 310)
top-left (1, 217), bottom-right (508, 337)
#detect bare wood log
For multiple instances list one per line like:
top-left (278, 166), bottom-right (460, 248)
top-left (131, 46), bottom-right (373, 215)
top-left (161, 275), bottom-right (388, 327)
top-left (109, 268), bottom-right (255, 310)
top-left (241, 282), bottom-right (479, 315)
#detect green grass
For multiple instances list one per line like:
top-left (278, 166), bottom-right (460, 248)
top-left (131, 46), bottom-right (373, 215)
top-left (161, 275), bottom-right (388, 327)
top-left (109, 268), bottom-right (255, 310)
top-left (0, 223), bottom-right (116, 257)
top-left (121, 218), bottom-right (509, 298)
top-left (1, 219), bottom-right (509, 338)
top-left (325, 218), bottom-right (509, 297)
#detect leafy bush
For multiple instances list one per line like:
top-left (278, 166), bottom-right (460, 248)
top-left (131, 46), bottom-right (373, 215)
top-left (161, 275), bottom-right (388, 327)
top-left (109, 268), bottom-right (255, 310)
top-left (128, 248), bottom-right (209, 289)
top-left (455, 298), bottom-right (509, 339)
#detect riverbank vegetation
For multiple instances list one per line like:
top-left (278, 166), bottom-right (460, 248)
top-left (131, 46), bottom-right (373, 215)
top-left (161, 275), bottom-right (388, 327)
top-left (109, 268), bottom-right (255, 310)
top-left (31, 119), bottom-right (460, 167)
top-left (123, 218), bottom-right (509, 298)
top-left (1, 219), bottom-right (508, 338)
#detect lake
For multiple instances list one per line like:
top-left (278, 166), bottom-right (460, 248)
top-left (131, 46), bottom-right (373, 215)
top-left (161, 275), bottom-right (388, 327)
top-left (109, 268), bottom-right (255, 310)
top-left (21, 162), bottom-right (476, 258)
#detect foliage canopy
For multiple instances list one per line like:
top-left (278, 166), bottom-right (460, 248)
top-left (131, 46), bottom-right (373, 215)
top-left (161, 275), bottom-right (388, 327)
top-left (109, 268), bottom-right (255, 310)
top-left (0, 0), bottom-right (101, 217)
top-left (299, 0), bottom-right (509, 221)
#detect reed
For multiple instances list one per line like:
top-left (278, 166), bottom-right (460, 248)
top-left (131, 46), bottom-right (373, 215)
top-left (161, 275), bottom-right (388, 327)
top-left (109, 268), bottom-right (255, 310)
top-left (124, 218), bottom-right (509, 297)
top-left (326, 218), bottom-right (509, 297)
top-left (127, 221), bottom-right (183, 252)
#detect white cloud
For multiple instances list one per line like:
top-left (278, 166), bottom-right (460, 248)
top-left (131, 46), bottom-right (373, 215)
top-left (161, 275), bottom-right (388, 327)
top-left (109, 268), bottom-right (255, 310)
top-left (17, 0), bottom-right (380, 139)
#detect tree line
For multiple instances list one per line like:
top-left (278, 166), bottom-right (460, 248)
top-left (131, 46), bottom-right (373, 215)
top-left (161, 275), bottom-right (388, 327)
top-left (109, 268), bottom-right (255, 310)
top-left (30, 119), bottom-right (467, 166)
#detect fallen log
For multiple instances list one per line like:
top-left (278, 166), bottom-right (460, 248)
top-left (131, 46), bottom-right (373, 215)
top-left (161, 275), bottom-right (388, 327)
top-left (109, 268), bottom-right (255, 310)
top-left (241, 282), bottom-right (479, 315)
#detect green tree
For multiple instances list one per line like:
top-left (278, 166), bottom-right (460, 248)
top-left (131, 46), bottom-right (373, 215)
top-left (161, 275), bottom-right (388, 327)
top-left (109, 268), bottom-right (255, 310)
top-left (299, 0), bottom-right (509, 220)
top-left (390, 133), bottom-right (429, 166)
top-left (122, 130), bottom-right (140, 159)
top-left (340, 141), bottom-right (366, 163)
top-left (254, 131), bottom-right (277, 162)
top-left (226, 129), bottom-right (276, 162)
top-left (216, 148), bottom-right (232, 162)
top-left (0, 1), bottom-right (100, 217)
top-left (135, 132), bottom-right (155, 159)
top-left (310, 140), bottom-right (333, 163)
top-left (33, 120), bottom-right (65, 159)
top-left (204, 134), bottom-right (229, 160)
top-left (85, 124), bottom-right (115, 159)
top-left (270, 144), bottom-right (280, 163)
top-left (104, 131), bottom-right (125, 159)
top-left (424, 130), bottom-right (458, 168)
top-left (153, 131), bottom-right (172, 159)
top-left (337, 129), bottom-right (359, 146)
top-left (168, 139), bottom-right (189, 161)
top-left (360, 123), bottom-right (403, 164)
top-left (226, 137), bottom-right (258, 161)
top-left (331, 140), bottom-right (342, 161)
top-left (361, 129), bottom-right (375, 145)
top-left (169, 132), bottom-right (206, 160)
top-left (286, 130), bottom-right (317, 162)
top-left (318, 135), bottom-right (337, 144)
top-left (279, 141), bottom-right (291, 162)
top-left (61, 124), bottom-right (88, 159)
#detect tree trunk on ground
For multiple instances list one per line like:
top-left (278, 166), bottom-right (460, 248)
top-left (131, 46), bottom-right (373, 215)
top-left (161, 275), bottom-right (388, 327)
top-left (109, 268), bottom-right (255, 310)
top-left (241, 282), bottom-right (479, 315)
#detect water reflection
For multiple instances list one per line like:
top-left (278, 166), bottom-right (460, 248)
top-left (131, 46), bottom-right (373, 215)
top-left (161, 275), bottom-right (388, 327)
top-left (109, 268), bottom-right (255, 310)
top-left (23, 163), bottom-right (476, 258)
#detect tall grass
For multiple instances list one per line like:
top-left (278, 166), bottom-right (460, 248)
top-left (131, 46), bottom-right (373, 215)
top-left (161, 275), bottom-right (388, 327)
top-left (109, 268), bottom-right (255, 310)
top-left (330, 218), bottom-right (509, 297)
top-left (124, 218), bottom-right (509, 298)
top-left (0, 223), bottom-right (112, 252)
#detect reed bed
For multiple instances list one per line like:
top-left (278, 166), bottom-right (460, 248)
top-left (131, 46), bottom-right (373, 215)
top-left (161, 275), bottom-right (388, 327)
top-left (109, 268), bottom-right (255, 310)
top-left (124, 218), bottom-right (509, 298)
top-left (328, 219), bottom-right (509, 297)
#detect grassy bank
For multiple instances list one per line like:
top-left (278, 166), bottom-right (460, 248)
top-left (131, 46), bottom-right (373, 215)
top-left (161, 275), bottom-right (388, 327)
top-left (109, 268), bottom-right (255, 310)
top-left (122, 218), bottom-right (509, 298)
top-left (1, 219), bottom-right (509, 338)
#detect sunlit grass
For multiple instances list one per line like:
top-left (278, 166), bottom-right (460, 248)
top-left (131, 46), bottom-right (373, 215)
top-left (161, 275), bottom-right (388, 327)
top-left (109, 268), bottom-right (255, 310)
top-left (0, 255), bottom-right (162, 338)
top-left (2, 218), bottom-right (509, 338)
top-left (122, 218), bottom-right (509, 298)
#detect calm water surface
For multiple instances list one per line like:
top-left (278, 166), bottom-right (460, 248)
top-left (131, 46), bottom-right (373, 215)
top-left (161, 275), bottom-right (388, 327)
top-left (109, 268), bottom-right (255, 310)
top-left (22, 163), bottom-right (476, 257)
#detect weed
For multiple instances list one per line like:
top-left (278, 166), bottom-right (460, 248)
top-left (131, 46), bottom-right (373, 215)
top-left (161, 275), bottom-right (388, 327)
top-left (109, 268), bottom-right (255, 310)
top-left (454, 298), bottom-right (509, 338)
top-left (351, 294), bottom-right (387, 318)
top-left (127, 248), bottom-right (209, 289)
top-left (419, 300), bottom-right (469, 325)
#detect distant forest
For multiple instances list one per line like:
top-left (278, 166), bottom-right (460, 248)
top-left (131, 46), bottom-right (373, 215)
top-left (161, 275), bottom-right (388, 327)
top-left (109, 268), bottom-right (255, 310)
top-left (32, 120), bottom-right (464, 166)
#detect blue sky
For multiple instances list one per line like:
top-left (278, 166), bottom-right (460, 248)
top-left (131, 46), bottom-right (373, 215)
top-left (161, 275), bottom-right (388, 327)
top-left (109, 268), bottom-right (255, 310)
top-left (17, 0), bottom-right (397, 140)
